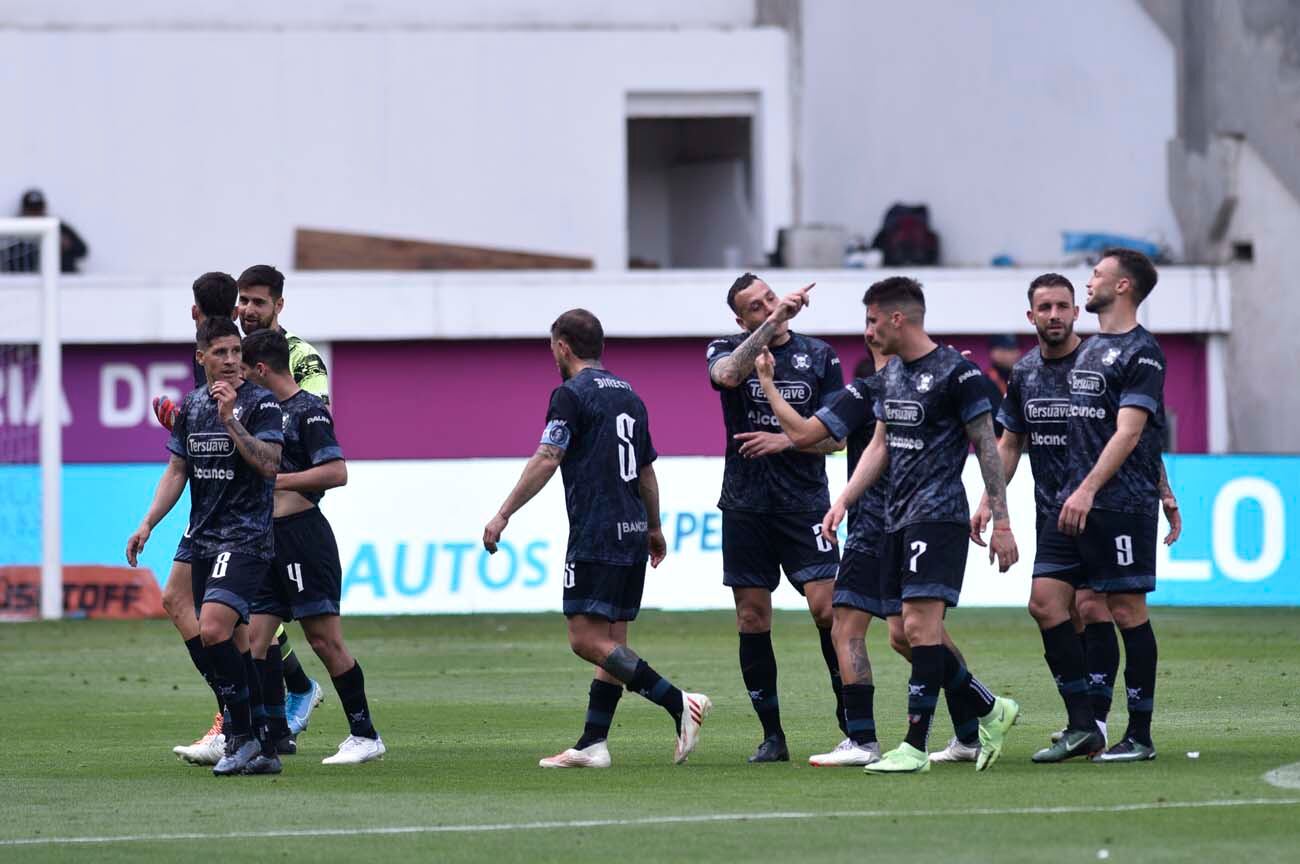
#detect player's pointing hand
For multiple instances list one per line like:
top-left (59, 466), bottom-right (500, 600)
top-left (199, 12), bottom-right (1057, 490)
top-left (754, 347), bottom-right (775, 382)
top-left (482, 513), bottom-right (508, 554)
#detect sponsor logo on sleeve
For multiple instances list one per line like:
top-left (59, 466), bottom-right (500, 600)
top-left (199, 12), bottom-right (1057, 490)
top-left (1136, 356), bottom-right (1164, 372)
top-left (956, 368), bottom-right (980, 384)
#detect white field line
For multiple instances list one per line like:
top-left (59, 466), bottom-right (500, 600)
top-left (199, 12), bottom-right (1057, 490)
top-left (2, 797), bottom-right (1298, 848)
top-left (1263, 761), bottom-right (1300, 790)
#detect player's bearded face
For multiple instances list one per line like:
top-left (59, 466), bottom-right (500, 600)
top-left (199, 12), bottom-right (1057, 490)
top-left (551, 339), bottom-right (571, 381)
top-left (734, 283), bottom-right (783, 336)
top-left (237, 287), bottom-right (279, 334)
top-left (1031, 288), bottom-right (1076, 346)
top-left (1085, 259), bottom-right (1120, 313)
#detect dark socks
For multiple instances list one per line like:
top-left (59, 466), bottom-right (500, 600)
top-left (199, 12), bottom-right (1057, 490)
top-left (204, 639), bottom-right (251, 737)
top-left (1040, 621), bottom-right (1096, 732)
top-left (242, 651), bottom-right (271, 752)
top-left (904, 644), bottom-right (944, 751)
top-left (842, 682), bottom-right (877, 746)
top-left (255, 643), bottom-right (291, 740)
top-left (739, 631), bottom-right (783, 739)
top-left (941, 645), bottom-right (996, 719)
top-left (576, 679), bottom-right (623, 749)
top-left (944, 687), bottom-right (980, 746)
top-left (1085, 622), bottom-right (1120, 723)
top-left (184, 635), bottom-right (224, 714)
top-left (331, 661), bottom-right (378, 739)
top-left (279, 628), bottom-right (312, 695)
top-left (1119, 621), bottom-right (1157, 746)
top-left (817, 627), bottom-right (847, 734)
top-left (627, 659), bottom-right (686, 733)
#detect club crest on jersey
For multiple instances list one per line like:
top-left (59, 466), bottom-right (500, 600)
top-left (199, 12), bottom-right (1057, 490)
top-left (916, 373), bottom-right (934, 393)
top-left (792, 353), bottom-right (811, 370)
top-left (1102, 348), bottom-right (1121, 366)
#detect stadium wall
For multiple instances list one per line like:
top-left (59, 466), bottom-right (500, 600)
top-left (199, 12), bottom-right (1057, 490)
top-left (0, 454), bottom-right (1294, 619)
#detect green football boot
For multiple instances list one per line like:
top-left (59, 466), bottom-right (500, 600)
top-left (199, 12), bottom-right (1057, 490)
top-left (863, 742), bottom-right (931, 775)
top-left (975, 696), bottom-right (1020, 771)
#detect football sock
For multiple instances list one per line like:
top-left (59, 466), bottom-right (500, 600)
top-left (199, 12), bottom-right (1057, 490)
top-left (204, 639), bottom-right (251, 737)
top-left (279, 626), bottom-right (312, 695)
top-left (1119, 621), bottom-right (1157, 746)
top-left (627, 660), bottom-right (685, 733)
top-left (944, 686), bottom-right (980, 746)
top-left (739, 631), bottom-right (783, 739)
top-left (842, 682), bottom-right (877, 746)
top-left (331, 661), bottom-right (378, 739)
top-left (184, 635), bottom-right (224, 714)
top-left (817, 626), bottom-right (847, 735)
top-left (1085, 621), bottom-right (1120, 724)
top-left (575, 679), bottom-right (623, 749)
top-left (256, 643), bottom-right (291, 740)
top-left (941, 645), bottom-right (996, 718)
top-left (242, 650), bottom-right (271, 753)
top-left (1040, 620), bottom-right (1096, 732)
top-left (904, 644), bottom-right (944, 751)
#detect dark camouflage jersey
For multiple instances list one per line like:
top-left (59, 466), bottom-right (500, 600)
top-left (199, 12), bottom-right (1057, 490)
top-left (278, 389), bottom-right (344, 507)
top-left (707, 331), bottom-right (844, 513)
top-left (814, 373), bottom-right (886, 556)
top-left (166, 380), bottom-right (283, 560)
top-left (1059, 327), bottom-right (1166, 515)
top-left (542, 367), bottom-right (658, 567)
top-left (997, 344), bottom-right (1079, 518)
top-left (875, 346), bottom-right (993, 531)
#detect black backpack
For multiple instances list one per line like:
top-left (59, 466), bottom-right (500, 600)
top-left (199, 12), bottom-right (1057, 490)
top-left (871, 204), bottom-right (940, 266)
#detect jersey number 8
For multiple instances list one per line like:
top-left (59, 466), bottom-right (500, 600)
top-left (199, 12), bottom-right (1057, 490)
top-left (616, 413), bottom-right (638, 482)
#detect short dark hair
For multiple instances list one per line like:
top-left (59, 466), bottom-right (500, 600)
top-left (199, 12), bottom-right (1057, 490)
top-left (550, 308), bottom-right (604, 360)
top-left (1027, 272), bottom-right (1074, 305)
top-left (727, 272), bottom-right (761, 313)
top-left (1102, 247), bottom-right (1158, 304)
top-left (241, 328), bottom-right (290, 373)
top-left (192, 272), bottom-right (237, 319)
top-left (196, 315), bottom-right (240, 348)
top-left (863, 276), bottom-right (926, 316)
top-left (237, 264), bottom-right (286, 300)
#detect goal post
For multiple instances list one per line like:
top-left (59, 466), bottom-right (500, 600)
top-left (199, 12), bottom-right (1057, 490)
top-left (0, 217), bottom-right (62, 619)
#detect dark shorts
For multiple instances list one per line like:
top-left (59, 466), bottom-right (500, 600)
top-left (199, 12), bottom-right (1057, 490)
top-left (722, 509), bottom-right (839, 595)
top-left (881, 522), bottom-right (970, 608)
top-left (832, 546), bottom-right (896, 618)
top-left (563, 558), bottom-right (646, 622)
top-left (253, 508), bottom-right (344, 621)
top-left (173, 530), bottom-right (193, 564)
top-left (192, 551), bottom-right (272, 624)
top-left (1034, 509), bottom-right (1157, 594)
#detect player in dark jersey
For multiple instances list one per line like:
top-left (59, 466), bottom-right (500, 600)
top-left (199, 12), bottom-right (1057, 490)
top-left (241, 329), bottom-right (385, 765)
top-left (707, 273), bottom-right (848, 763)
top-left (483, 309), bottom-right (711, 768)
top-left (127, 315), bottom-right (284, 776)
top-left (1051, 249), bottom-right (1172, 763)
top-left (823, 277), bottom-right (1020, 774)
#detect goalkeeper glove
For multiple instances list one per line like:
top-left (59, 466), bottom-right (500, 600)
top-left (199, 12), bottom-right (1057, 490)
top-left (152, 395), bottom-right (179, 431)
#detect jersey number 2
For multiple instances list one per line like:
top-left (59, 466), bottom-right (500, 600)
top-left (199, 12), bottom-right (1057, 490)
top-left (616, 413), bottom-right (638, 482)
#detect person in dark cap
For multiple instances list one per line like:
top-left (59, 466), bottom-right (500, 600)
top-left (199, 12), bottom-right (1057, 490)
top-left (3, 188), bottom-right (90, 273)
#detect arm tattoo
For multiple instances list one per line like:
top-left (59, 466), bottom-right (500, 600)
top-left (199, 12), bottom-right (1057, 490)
top-left (710, 318), bottom-right (778, 386)
top-left (804, 437), bottom-right (845, 455)
top-left (537, 443), bottom-right (565, 462)
top-left (846, 638), bottom-right (873, 684)
top-left (1157, 460), bottom-right (1175, 500)
top-left (967, 414), bottom-right (1009, 524)
top-left (224, 417), bottom-right (282, 476)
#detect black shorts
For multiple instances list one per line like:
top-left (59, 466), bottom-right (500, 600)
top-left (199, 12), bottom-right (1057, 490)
top-left (563, 558), bottom-right (646, 622)
top-left (832, 546), bottom-right (896, 618)
top-left (173, 530), bottom-right (193, 564)
top-left (881, 522), bottom-right (969, 608)
top-left (192, 551), bottom-right (272, 623)
top-left (1034, 509), bottom-right (1157, 594)
top-left (254, 508), bottom-right (344, 620)
top-left (722, 509), bottom-right (839, 595)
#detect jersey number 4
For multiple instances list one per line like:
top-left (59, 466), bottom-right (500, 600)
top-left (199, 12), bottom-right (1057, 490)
top-left (616, 413), bottom-right (638, 482)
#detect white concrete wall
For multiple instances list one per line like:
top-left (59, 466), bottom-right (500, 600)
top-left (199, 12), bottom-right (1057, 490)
top-left (1224, 142), bottom-right (1300, 453)
top-left (0, 27), bottom-right (791, 274)
top-left (800, 0), bottom-right (1185, 266)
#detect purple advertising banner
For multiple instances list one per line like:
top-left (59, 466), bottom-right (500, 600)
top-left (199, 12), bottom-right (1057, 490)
top-left (0, 344), bottom-right (189, 463)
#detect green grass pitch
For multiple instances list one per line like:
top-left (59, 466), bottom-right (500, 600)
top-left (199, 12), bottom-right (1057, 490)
top-left (1, 608), bottom-right (1298, 863)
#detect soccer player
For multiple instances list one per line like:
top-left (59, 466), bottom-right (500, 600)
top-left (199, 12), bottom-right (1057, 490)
top-left (155, 274), bottom-right (320, 763)
top-left (707, 273), bottom-right (847, 763)
top-left (241, 329), bottom-right (385, 764)
top-left (482, 309), bottom-right (710, 768)
top-left (823, 277), bottom-right (1020, 774)
top-left (236, 265), bottom-right (330, 406)
top-left (127, 316), bottom-right (285, 776)
top-left (1054, 249), bottom-right (1171, 763)
top-left (756, 340), bottom-right (988, 766)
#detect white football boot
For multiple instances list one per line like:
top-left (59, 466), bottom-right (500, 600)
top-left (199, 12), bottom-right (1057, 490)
top-left (927, 735), bottom-right (980, 763)
top-left (321, 735), bottom-right (387, 765)
top-left (809, 738), bottom-right (882, 767)
top-left (673, 693), bottom-right (713, 764)
top-left (174, 713), bottom-right (225, 765)
top-left (538, 740), bottom-right (612, 769)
